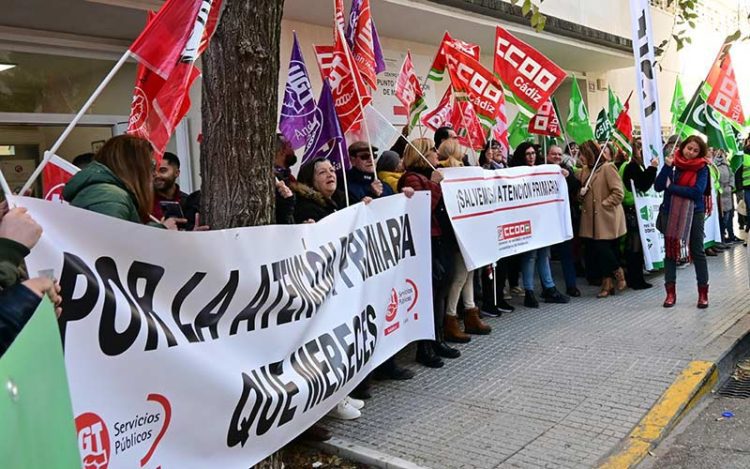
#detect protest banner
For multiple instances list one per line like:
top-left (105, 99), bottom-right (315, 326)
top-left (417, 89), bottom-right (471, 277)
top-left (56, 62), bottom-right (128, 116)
top-left (439, 165), bottom-right (573, 270)
top-left (17, 192), bottom-right (434, 469)
top-left (0, 298), bottom-right (80, 469)
top-left (631, 183), bottom-right (665, 270)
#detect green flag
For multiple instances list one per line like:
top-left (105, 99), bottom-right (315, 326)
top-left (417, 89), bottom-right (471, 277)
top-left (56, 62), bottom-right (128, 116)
top-left (595, 109), bottom-right (613, 142)
top-left (670, 77), bottom-right (687, 126)
top-left (0, 298), bottom-right (80, 469)
top-left (607, 87), bottom-right (623, 124)
top-left (678, 90), bottom-right (728, 150)
top-left (508, 112), bottom-right (532, 149)
top-left (566, 78), bottom-right (595, 143)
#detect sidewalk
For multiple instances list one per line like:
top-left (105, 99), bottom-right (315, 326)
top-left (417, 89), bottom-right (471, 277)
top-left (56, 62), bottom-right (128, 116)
top-left (321, 246), bottom-right (750, 469)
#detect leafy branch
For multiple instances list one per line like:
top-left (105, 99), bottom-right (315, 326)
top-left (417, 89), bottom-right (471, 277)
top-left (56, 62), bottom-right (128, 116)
top-left (510, 0), bottom-right (546, 32)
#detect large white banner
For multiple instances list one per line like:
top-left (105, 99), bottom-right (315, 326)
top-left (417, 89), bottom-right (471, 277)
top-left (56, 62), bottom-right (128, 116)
top-left (16, 193), bottom-right (434, 469)
top-left (629, 0), bottom-right (665, 164)
top-left (440, 165), bottom-right (573, 270)
top-left (631, 183), bottom-right (665, 270)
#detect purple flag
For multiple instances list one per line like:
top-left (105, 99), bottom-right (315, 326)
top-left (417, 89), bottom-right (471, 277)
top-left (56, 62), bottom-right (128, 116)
top-left (371, 21), bottom-right (386, 75)
top-left (347, 0), bottom-right (385, 75)
top-left (301, 80), bottom-right (350, 171)
top-left (278, 32), bottom-right (318, 150)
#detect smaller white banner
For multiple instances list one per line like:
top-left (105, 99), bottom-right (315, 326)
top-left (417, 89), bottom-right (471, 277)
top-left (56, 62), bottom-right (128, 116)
top-left (440, 165), bottom-right (573, 270)
top-left (632, 184), bottom-right (665, 271)
top-left (704, 185), bottom-right (722, 246)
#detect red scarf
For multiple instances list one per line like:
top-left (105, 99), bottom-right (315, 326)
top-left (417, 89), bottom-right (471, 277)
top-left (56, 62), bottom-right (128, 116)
top-left (673, 149), bottom-right (707, 186)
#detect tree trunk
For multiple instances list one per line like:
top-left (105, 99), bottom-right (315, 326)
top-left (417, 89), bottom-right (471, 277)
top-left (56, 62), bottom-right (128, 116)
top-left (201, 0), bottom-right (285, 229)
top-left (201, 2), bottom-right (286, 467)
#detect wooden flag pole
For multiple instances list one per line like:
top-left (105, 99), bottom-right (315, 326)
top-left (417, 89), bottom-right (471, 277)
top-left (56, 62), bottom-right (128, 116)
top-left (20, 49), bottom-right (132, 196)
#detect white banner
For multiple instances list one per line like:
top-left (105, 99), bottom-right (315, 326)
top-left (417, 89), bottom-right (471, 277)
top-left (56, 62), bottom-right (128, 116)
top-left (631, 184), bottom-right (665, 270)
top-left (629, 0), bottom-right (664, 164)
top-left (704, 185), bottom-right (722, 246)
top-left (16, 193), bottom-right (434, 469)
top-left (439, 165), bottom-right (573, 271)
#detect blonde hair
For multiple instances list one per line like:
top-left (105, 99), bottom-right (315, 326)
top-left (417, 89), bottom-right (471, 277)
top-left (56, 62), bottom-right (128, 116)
top-left (438, 139), bottom-right (463, 167)
top-left (403, 138), bottom-right (435, 171)
top-left (95, 135), bottom-right (154, 222)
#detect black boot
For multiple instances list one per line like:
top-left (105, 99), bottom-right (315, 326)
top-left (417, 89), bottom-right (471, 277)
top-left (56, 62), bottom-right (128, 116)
top-left (524, 290), bottom-right (539, 308)
top-left (373, 357), bottom-right (415, 380)
top-left (433, 319), bottom-right (461, 359)
top-left (416, 341), bottom-right (444, 368)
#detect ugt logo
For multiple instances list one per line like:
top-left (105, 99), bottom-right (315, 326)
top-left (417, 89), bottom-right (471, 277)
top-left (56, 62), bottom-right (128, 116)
top-left (76, 412), bottom-right (111, 469)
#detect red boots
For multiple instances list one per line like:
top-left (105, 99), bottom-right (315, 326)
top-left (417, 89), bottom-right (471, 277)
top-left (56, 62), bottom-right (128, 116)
top-left (697, 284), bottom-right (709, 309)
top-left (663, 283), bottom-right (709, 309)
top-left (663, 283), bottom-right (676, 308)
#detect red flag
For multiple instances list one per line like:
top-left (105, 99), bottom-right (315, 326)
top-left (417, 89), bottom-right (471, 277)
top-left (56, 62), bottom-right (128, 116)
top-left (428, 32), bottom-right (480, 81)
top-left (314, 27), bottom-right (371, 133)
top-left (349, 0), bottom-right (378, 89)
top-left (445, 43), bottom-right (504, 128)
top-left (128, 1), bottom-right (222, 157)
top-left (334, 0), bottom-right (346, 35)
top-left (707, 52), bottom-right (745, 124)
top-left (613, 95), bottom-right (634, 154)
top-left (128, 0), bottom-right (206, 79)
top-left (395, 51), bottom-right (423, 107)
top-left (494, 26), bottom-right (567, 111)
top-left (421, 87), bottom-right (453, 131)
top-left (450, 100), bottom-right (486, 151)
top-left (528, 99), bottom-right (561, 136)
top-left (491, 103), bottom-right (510, 158)
top-left (42, 155), bottom-right (79, 203)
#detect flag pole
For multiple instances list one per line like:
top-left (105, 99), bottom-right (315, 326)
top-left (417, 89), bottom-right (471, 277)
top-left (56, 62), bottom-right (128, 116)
top-left (20, 49), bottom-right (132, 196)
top-left (337, 26), bottom-right (381, 189)
top-left (0, 168), bottom-right (13, 201)
top-left (582, 136), bottom-right (612, 193)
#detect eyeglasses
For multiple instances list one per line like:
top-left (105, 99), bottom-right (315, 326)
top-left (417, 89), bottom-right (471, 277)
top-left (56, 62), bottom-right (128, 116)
top-left (525, 151), bottom-right (537, 156)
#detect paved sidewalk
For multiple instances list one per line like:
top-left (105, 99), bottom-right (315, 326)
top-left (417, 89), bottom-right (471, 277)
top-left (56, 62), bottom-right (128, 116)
top-left (323, 246), bottom-right (750, 469)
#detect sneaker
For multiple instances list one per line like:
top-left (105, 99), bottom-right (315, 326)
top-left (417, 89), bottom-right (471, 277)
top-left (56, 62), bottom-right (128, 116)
top-left (481, 307), bottom-right (503, 318)
top-left (328, 399), bottom-right (361, 420)
top-left (542, 287), bottom-right (570, 304)
top-left (524, 290), bottom-right (539, 308)
top-left (503, 289), bottom-right (512, 300)
top-left (346, 396), bottom-right (365, 410)
top-left (510, 286), bottom-right (524, 296)
top-left (496, 298), bottom-right (515, 313)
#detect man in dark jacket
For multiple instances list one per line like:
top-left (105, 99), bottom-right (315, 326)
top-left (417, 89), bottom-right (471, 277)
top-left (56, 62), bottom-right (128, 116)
top-left (345, 142), bottom-right (394, 203)
top-left (153, 152), bottom-right (189, 221)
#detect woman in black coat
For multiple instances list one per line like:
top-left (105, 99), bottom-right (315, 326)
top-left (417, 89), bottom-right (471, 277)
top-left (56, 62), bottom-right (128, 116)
top-left (291, 158), bottom-right (350, 223)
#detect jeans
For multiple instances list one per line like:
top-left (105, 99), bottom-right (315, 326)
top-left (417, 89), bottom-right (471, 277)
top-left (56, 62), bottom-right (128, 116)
top-left (552, 240), bottom-right (577, 289)
top-left (521, 247), bottom-right (555, 291)
top-left (664, 211), bottom-right (709, 285)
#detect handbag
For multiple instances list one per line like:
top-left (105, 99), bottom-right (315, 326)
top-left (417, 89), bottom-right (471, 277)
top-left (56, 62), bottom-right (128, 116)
top-left (655, 205), bottom-right (667, 234)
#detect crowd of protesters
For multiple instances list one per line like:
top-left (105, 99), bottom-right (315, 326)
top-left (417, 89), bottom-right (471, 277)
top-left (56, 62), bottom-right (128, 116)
top-left (0, 128), bottom-right (746, 442)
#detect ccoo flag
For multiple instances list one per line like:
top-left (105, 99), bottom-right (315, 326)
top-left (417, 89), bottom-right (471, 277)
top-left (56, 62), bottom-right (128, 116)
top-left (395, 51), bottom-right (427, 133)
top-left (528, 99), bottom-right (561, 137)
top-left (279, 32), bottom-right (318, 150)
top-left (428, 32), bottom-right (480, 82)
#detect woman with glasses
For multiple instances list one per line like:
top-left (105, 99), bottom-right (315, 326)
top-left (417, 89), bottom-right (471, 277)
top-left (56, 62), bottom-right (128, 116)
top-left (508, 142), bottom-right (570, 307)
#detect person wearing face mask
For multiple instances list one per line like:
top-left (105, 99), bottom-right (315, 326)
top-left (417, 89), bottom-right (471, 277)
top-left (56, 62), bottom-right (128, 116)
top-left (655, 135), bottom-right (710, 308)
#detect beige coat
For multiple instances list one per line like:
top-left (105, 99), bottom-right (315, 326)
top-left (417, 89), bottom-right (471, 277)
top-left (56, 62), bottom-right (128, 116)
top-left (577, 162), bottom-right (627, 240)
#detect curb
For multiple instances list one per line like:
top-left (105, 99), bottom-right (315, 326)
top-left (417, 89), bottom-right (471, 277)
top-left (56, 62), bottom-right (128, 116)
top-left (311, 437), bottom-right (431, 469)
top-left (598, 360), bottom-right (717, 469)
top-left (599, 312), bottom-right (750, 469)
